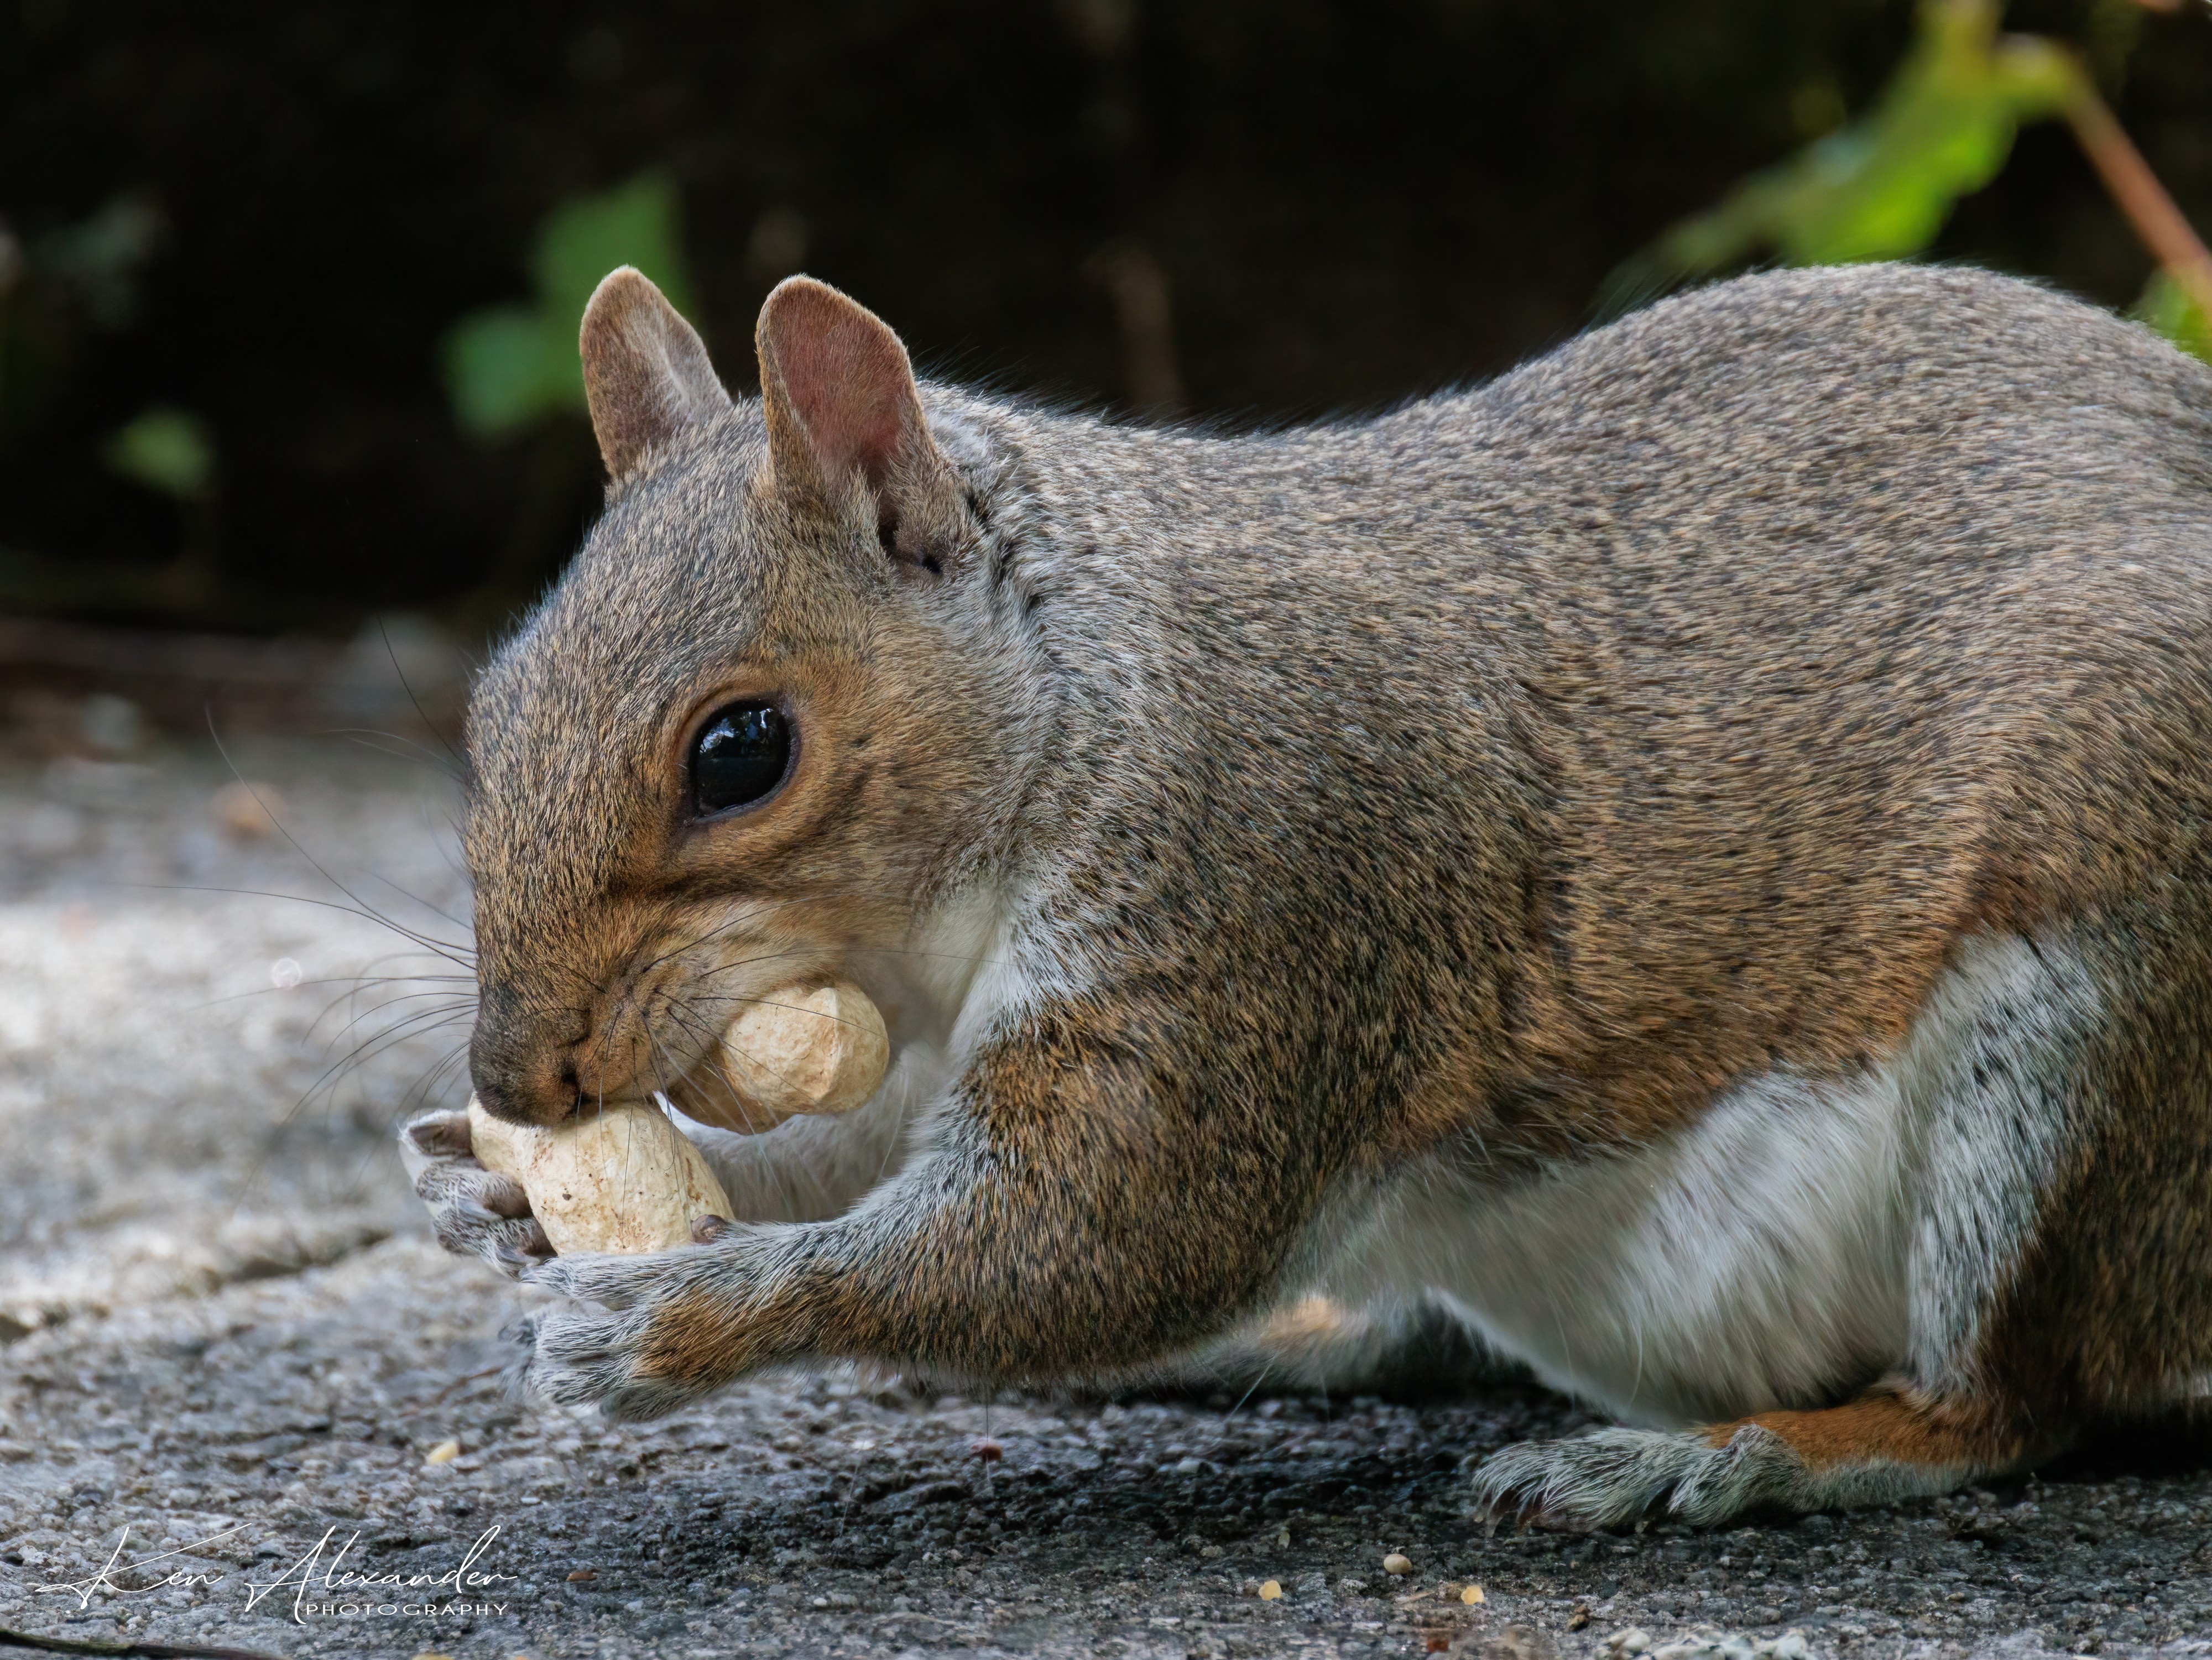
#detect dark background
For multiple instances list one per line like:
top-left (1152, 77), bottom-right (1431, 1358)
top-left (2, 0), bottom-right (2208, 646)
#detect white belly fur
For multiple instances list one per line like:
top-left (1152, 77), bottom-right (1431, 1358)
top-left (1324, 933), bottom-right (2083, 1428)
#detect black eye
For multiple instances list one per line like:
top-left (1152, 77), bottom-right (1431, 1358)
top-left (690, 701), bottom-right (793, 817)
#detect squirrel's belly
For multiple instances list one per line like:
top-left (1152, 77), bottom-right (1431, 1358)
top-left (1333, 933), bottom-right (2093, 1426)
top-left (1357, 1068), bottom-right (1917, 1426)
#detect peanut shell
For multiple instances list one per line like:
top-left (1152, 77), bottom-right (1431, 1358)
top-left (688, 978), bottom-right (889, 1134)
top-left (466, 1095), bottom-right (733, 1256)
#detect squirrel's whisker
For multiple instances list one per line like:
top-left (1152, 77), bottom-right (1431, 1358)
top-left (135, 883), bottom-right (476, 965)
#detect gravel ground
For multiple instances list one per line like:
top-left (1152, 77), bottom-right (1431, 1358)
top-left (2, 735), bottom-right (2211, 1660)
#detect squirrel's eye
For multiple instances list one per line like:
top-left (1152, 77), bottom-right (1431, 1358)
top-left (690, 701), bottom-right (792, 817)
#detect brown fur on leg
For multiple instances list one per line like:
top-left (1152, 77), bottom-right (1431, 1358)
top-left (1703, 1379), bottom-right (2060, 1487)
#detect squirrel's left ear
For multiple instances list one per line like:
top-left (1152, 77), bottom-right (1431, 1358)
top-left (756, 276), bottom-right (962, 572)
top-left (580, 267), bottom-right (733, 486)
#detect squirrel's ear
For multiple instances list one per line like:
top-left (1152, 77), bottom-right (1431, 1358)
top-left (579, 267), bottom-right (732, 486)
top-left (756, 275), bottom-right (959, 570)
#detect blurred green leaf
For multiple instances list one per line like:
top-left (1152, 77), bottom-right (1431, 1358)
top-left (441, 172), bottom-right (696, 439)
top-left (534, 173), bottom-right (694, 325)
top-left (1607, 1), bottom-right (2085, 307)
top-left (2136, 268), bottom-right (2212, 364)
top-left (444, 306), bottom-right (576, 434)
top-left (102, 405), bottom-right (214, 499)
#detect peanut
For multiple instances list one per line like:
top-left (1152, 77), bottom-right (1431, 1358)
top-left (681, 978), bottom-right (889, 1133)
top-left (466, 1095), bottom-right (733, 1255)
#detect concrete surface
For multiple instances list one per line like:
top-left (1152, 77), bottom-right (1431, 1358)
top-left (2, 736), bottom-right (2210, 1659)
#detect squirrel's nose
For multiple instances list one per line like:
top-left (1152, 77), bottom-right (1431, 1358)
top-left (469, 982), bottom-right (584, 1126)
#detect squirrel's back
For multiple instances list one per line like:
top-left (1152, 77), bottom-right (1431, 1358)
top-left (998, 263), bottom-right (2212, 1149)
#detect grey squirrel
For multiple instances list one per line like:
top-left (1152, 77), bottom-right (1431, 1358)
top-left (402, 259), bottom-right (2212, 1528)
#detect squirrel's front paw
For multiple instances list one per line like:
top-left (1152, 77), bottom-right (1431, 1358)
top-left (505, 1245), bottom-right (755, 1419)
top-left (399, 1108), bottom-right (552, 1278)
top-left (502, 1306), bottom-right (701, 1420)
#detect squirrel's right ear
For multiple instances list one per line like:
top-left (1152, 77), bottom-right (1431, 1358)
top-left (579, 267), bottom-right (732, 487)
top-left (755, 276), bottom-right (962, 571)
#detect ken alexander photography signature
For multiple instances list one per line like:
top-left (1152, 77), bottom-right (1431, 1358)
top-left (34, 1521), bottom-right (517, 1624)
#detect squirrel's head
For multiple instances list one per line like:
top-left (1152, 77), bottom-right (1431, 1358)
top-left (464, 269), bottom-right (1038, 1126)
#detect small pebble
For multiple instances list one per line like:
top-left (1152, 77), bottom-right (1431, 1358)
top-left (1605, 1632), bottom-right (1653, 1657)
top-left (1463, 1584), bottom-right (1486, 1605)
top-left (1259, 1579), bottom-right (1284, 1601)
top-left (567, 1568), bottom-right (596, 1582)
top-left (1383, 1551), bottom-right (1413, 1576)
top-left (424, 1439), bottom-right (460, 1465)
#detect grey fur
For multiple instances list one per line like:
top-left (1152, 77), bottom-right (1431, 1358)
top-left (1901, 934), bottom-right (2104, 1395)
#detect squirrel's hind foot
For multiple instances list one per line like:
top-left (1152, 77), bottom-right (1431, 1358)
top-left (1472, 1382), bottom-right (2047, 1531)
top-left (1472, 1423), bottom-right (1807, 1532)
